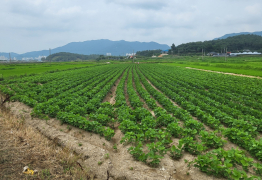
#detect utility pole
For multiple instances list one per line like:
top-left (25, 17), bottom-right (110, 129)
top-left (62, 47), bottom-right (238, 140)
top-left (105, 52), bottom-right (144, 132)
top-left (9, 53), bottom-right (11, 63)
top-left (225, 47), bottom-right (227, 61)
top-left (49, 48), bottom-right (51, 63)
top-left (133, 50), bottom-right (134, 63)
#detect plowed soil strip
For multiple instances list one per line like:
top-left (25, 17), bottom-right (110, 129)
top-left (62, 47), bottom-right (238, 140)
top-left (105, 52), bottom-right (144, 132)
top-left (124, 70), bottom-right (132, 109)
top-left (103, 70), bottom-right (125, 105)
top-left (140, 81), bottom-right (164, 109)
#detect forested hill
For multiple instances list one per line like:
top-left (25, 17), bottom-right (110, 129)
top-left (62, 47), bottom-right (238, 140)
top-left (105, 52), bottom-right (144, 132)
top-left (44, 52), bottom-right (100, 62)
top-left (214, 31), bottom-right (262, 40)
top-left (171, 34), bottom-right (262, 54)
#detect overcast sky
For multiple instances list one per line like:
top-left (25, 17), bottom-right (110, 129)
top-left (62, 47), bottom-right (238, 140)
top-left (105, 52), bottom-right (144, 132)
top-left (1, 0), bottom-right (262, 54)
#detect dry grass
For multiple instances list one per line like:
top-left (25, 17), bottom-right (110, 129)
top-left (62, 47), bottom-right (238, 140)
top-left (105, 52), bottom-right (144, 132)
top-left (0, 107), bottom-right (93, 180)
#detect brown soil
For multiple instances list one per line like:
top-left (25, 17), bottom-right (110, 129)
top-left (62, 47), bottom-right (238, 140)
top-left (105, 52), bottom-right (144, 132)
top-left (2, 101), bottom-right (187, 180)
top-left (185, 67), bottom-right (262, 79)
top-left (124, 72), bottom-right (132, 109)
top-left (103, 71), bottom-right (125, 105)
top-left (140, 80), bottom-right (164, 109)
top-left (0, 107), bottom-right (93, 180)
top-left (132, 72), bottom-right (155, 117)
top-left (1, 95), bottom-right (228, 180)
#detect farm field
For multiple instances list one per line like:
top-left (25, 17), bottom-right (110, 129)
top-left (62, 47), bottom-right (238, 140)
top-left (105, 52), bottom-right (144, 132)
top-left (0, 62), bottom-right (96, 78)
top-left (156, 56), bottom-right (262, 77)
top-left (1, 63), bottom-right (262, 179)
top-left (161, 62), bottom-right (262, 78)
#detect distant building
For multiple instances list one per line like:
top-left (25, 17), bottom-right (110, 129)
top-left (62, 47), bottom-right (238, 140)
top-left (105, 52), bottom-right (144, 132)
top-left (126, 53), bottom-right (136, 56)
top-left (158, 54), bottom-right (169, 57)
top-left (106, 53), bottom-right (111, 56)
top-left (0, 56), bottom-right (8, 60)
top-left (230, 52), bottom-right (261, 56)
top-left (207, 52), bottom-right (218, 56)
top-left (161, 50), bottom-right (169, 54)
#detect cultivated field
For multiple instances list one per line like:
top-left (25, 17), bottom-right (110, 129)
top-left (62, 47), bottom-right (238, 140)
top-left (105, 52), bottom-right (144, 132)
top-left (0, 62), bottom-right (96, 78)
top-left (1, 63), bottom-right (262, 179)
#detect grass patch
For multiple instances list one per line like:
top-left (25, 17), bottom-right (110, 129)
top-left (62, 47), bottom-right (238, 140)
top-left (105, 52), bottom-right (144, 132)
top-left (162, 62), bottom-right (262, 77)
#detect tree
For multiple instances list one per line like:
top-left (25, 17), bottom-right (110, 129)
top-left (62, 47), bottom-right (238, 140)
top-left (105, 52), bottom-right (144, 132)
top-left (171, 43), bottom-right (176, 51)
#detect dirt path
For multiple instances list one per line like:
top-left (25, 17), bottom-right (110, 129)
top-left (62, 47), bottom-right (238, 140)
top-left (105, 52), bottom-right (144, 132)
top-left (185, 67), bottom-right (262, 79)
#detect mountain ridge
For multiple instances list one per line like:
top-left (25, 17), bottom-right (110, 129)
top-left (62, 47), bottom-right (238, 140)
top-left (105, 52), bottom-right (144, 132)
top-left (214, 31), bottom-right (262, 40)
top-left (0, 39), bottom-right (170, 60)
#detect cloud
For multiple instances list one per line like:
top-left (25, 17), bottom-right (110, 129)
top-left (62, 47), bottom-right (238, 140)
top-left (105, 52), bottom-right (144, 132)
top-left (245, 4), bottom-right (261, 15)
top-left (106, 0), bottom-right (168, 10)
top-left (0, 0), bottom-right (262, 53)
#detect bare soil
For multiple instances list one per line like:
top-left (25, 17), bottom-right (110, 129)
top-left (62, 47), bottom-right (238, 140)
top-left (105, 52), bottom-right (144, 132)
top-left (0, 107), bottom-right (93, 180)
top-left (140, 81), bottom-right (164, 109)
top-left (124, 72), bottom-right (132, 109)
top-left (103, 71), bottom-right (125, 105)
top-left (1, 92), bottom-right (224, 180)
top-left (132, 73), bottom-right (155, 117)
top-left (2, 101), bottom-right (193, 180)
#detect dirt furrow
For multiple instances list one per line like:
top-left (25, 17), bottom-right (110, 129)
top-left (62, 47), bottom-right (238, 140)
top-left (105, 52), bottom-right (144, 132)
top-left (124, 71), bottom-right (132, 109)
top-left (140, 80), bottom-right (164, 109)
top-left (103, 70), bottom-right (125, 105)
top-left (145, 78), bottom-right (213, 132)
top-left (142, 75), bottom-right (262, 164)
top-left (132, 72), bottom-right (155, 117)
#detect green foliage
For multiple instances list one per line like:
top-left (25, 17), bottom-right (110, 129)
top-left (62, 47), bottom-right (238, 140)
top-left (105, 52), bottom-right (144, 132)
top-left (192, 148), bottom-right (260, 179)
top-left (128, 142), bottom-right (147, 162)
top-left (146, 142), bottom-right (167, 167)
top-left (169, 142), bottom-right (184, 160)
top-left (136, 49), bottom-right (162, 57)
top-left (45, 52), bottom-right (100, 62)
top-left (180, 137), bottom-right (207, 155)
top-left (200, 130), bottom-right (226, 149)
top-left (173, 34), bottom-right (262, 54)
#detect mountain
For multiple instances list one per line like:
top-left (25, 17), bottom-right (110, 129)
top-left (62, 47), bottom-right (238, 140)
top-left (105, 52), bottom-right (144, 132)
top-left (0, 39), bottom-right (170, 60)
top-left (214, 31), bottom-right (262, 40)
top-left (172, 34), bottom-right (262, 55)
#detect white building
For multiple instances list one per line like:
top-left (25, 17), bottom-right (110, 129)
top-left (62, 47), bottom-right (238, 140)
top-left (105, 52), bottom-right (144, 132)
top-left (126, 53), bottom-right (136, 56)
top-left (230, 52), bottom-right (261, 56)
top-left (0, 56), bottom-right (8, 60)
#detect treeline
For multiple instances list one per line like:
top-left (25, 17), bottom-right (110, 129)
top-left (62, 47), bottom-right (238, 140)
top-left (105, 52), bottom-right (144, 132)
top-left (136, 49), bottom-right (162, 57)
top-left (44, 52), bottom-right (100, 62)
top-left (170, 34), bottom-right (262, 55)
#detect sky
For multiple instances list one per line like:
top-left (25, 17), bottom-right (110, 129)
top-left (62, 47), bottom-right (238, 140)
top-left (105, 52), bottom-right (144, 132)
top-left (1, 0), bottom-right (262, 54)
